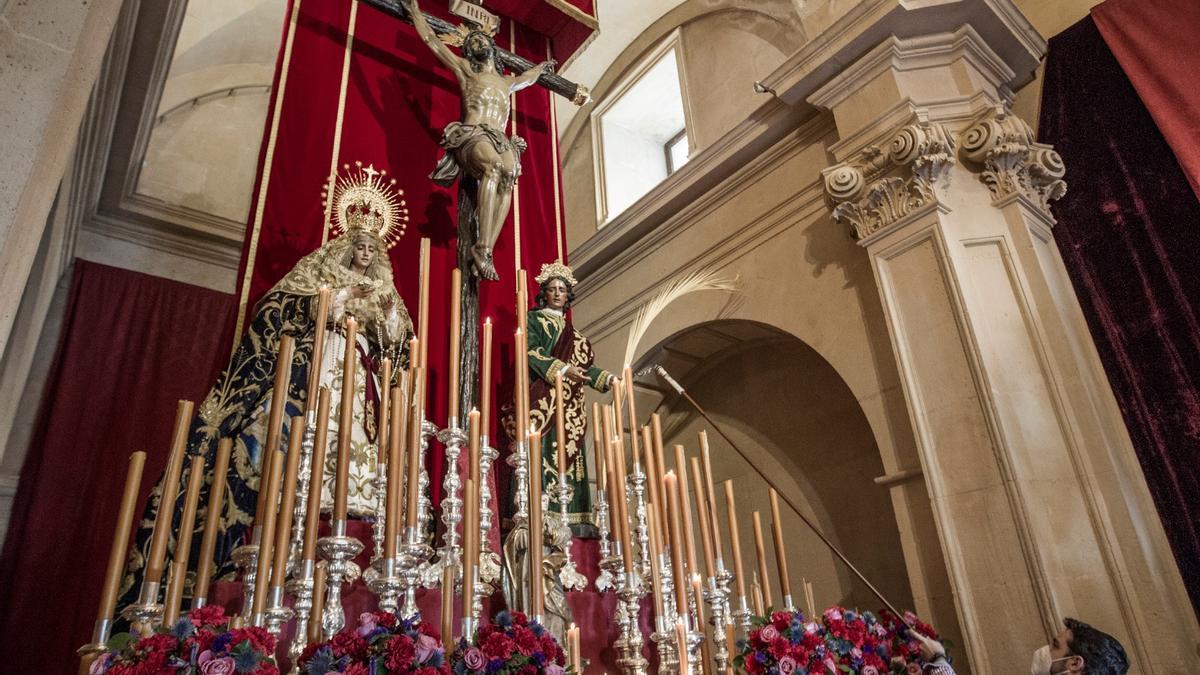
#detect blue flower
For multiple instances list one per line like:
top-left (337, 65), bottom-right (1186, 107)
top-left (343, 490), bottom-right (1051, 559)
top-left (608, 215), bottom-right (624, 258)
top-left (305, 646), bottom-right (345, 675)
top-left (171, 618), bottom-right (196, 640)
top-left (428, 651), bottom-right (445, 668)
top-left (530, 621), bottom-right (544, 637)
top-left (211, 632), bottom-right (233, 654)
top-left (487, 657), bottom-right (505, 673)
top-left (494, 611), bottom-right (513, 628)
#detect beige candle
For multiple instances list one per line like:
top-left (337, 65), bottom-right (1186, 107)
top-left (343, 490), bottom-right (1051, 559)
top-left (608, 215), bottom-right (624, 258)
top-left (514, 328), bottom-right (528, 441)
top-left (96, 451), bottom-right (145, 623)
top-left (723, 480), bottom-right (747, 602)
top-left (699, 431), bottom-right (724, 563)
top-left (462, 477), bottom-right (476, 619)
top-left (164, 454), bottom-right (206, 623)
top-left (689, 456), bottom-right (716, 579)
top-left (309, 564), bottom-right (327, 642)
top-left (751, 572), bottom-right (765, 617)
top-left (377, 358), bottom-right (391, 464)
top-left (600, 408), bottom-right (622, 551)
top-left (441, 564), bottom-right (455, 653)
top-left (592, 402), bottom-right (604, 494)
top-left (752, 511), bottom-right (773, 610)
top-left (146, 400), bottom-right (193, 585)
top-left (622, 365), bottom-right (639, 468)
top-left (527, 430), bottom-right (545, 616)
top-left (301, 389), bottom-right (331, 562)
top-left (194, 439), bottom-right (232, 602)
top-left (611, 375), bottom-right (624, 452)
top-left (674, 446), bottom-right (699, 578)
top-left (404, 364), bottom-right (425, 528)
top-left (664, 471), bottom-right (688, 613)
top-left (567, 624), bottom-right (582, 673)
top-left (804, 579), bottom-right (817, 619)
top-left (333, 317), bottom-right (357, 522)
top-left (649, 415), bottom-right (669, 548)
top-left (448, 268), bottom-right (462, 420)
top-left (255, 336), bottom-right (295, 531)
top-left (481, 318), bottom-right (493, 437)
top-left (553, 371), bottom-right (567, 476)
top-left (464, 410), bottom-right (481, 596)
top-left (640, 426), bottom-right (665, 544)
top-left (251, 449), bottom-right (284, 618)
top-left (385, 385), bottom-right (406, 560)
top-left (306, 286), bottom-right (331, 412)
top-left (613, 422), bottom-right (634, 575)
top-left (676, 620), bottom-right (690, 674)
top-left (270, 417), bottom-right (304, 590)
top-left (769, 488), bottom-right (791, 602)
top-left (418, 238), bottom-right (430, 368)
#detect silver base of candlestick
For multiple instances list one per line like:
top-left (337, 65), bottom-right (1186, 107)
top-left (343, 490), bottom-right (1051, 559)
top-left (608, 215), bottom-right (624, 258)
top-left (285, 559), bottom-right (316, 666)
top-left (417, 419), bottom-right (438, 544)
top-left (592, 490), bottom-right (615, 592)
top-left (263, 586), bottom-right (295, 634)
top-left (553, 478), bottom-right (587, 591)
top-left (370, 463), bottom-right (388, 563)
top-left (431, 421), bottom-right (467, 581)
top-left (477, 438), bottom-right (500, 592)
top-left (507, 439), bottom-right (530, 525)
top-left (650, 552), bottom-right (680, 672)
top-left (230, 543), bottom-right (259, 620)
top-left (399, 527), bottom-right (433, 619)
top-left (77, 617), bottom-right (114, 662)
top-left (121, 580), bottom-right (164, 633)
top-left (367, 556), bottom-right (405, 614)
top-left (704, 574), bottom-right (731, 672)
top-left (615, 568), bottom-right (649, 675)
top-left (317, 523), bottom-right (363, 639)
top-left (288, 413), bottom-right (317, 568)
top-left (628, 467), bottom-right (652, 581)
top-left (733, 594), bottom-right (753, 636)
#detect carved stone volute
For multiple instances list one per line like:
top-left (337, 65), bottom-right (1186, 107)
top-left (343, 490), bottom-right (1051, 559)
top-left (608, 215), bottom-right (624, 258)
top-left (960, 107), bottom-right (1066, 212)
top-left (823, 121), bottom-right (955, 240)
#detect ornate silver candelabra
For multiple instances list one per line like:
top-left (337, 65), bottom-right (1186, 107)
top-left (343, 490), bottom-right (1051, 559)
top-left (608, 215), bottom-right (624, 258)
top-left (316, 519), bottom-right (363, 638)
top-left (507, 437), bottom-right (530, 526)
top-left (477, 435), bottom-right (501, 592)
top-left (367, 555), bottom-right (404, 614)
top-left (399, 525), bottom-right (434, 619)
top-left (288, 412), bottom-right (318, 567)
top-left (230, 538), bottom-right (259, 621)
top-left (119, 579), bottom-right (163, 634)
top-left (650, 552), bottom-right (680, 673)
top-left (263, 585), bottom-right (294, 634)
top-left (425, 419), bottom-right (466, 586)
top-left (592, 487), bottom-right (615, 592)
top-left (370, 461), bottom-right (388, 564)
top-left (628, 466), bottom-right (652, 580)
top-left (614, 560), bottom-right (649, 675)
top-left (703, 560), bottom-right (735, 673)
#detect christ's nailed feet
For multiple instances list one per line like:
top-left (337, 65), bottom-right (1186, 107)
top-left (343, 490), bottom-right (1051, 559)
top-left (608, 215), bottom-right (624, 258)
top-left (472, 244), bottom-right (500, 281)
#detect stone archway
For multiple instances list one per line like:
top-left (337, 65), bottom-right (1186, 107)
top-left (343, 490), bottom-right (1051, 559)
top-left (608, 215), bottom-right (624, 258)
top-left (629, 319), bottom-right (915, 617)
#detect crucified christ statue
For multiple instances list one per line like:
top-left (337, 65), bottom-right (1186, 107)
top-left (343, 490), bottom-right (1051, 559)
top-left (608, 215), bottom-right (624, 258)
top-left (405, 0), bottom-right (556, 281)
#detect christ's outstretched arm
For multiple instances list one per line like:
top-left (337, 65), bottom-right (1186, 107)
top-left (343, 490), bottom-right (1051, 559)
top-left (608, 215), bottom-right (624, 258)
top-left (404, 0), bottom-right (462, 77)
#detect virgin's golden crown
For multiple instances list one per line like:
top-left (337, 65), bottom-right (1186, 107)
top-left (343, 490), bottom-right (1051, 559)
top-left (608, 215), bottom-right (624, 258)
top-left (323, 161), bottom-right (409, 249)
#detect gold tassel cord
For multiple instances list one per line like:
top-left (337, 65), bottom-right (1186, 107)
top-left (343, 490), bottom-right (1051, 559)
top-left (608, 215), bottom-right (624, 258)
top-left (622, 268), bottom-right (740, 367)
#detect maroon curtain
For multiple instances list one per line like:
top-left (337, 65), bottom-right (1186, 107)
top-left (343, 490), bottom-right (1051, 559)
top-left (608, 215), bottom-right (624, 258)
top-left (1092, 0), bottom-right (1200, 202)
top-left (1038, 16), bottom-right (1200, 613)
top-left (0, 260), bottom-right (235, 673)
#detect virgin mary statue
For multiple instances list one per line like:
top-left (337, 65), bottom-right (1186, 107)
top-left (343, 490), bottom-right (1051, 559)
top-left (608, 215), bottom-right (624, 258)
top-left (119, 163), bottom-right (412, 608)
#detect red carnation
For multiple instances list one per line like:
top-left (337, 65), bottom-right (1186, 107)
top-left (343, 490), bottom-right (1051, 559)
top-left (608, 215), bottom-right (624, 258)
top-left (330, 630), bottom-right (369, 660)
top-left (188, 605), bottom-right (228, 628)
top-left (229, 626), bottom-right (276, 655)
top-left (512, 628), bottom-right (539, 656)
top-left (385, 634), bottom-right (416, 671)
top-left (771, 612), bottom-right (793, 630)
top-left (540, 634), bottom-right (562, 662)
top-left (769, 637), bottom-right (792, 660)
top-left (344, 665), bottom-right (369, 675)
top-left (480, 632), bottom-right (516, 660)
top-left (253, 664), bottom-right (279, 675)
top-left (374, 611), bottom-right (398, 628)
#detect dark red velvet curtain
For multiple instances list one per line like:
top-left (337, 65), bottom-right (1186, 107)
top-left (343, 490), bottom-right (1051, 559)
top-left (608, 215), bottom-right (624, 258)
top-left (1038, 16), bottom-right (1200, 613)
top-left (0, 261), bottom-right (236, 674)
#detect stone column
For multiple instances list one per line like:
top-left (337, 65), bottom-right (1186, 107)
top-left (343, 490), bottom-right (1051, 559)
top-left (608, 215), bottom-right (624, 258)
top-left (0, 0), bottom-right (125, 358)
top-left (812, 26), bottom-right (1200, 674)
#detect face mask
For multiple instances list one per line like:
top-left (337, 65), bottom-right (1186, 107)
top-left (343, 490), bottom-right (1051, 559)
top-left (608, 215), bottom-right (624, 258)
top-left (1030, 645), bottom-right (1071, 675)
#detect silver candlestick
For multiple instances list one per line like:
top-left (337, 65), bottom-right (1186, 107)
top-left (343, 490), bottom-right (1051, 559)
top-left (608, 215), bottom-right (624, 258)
top-left (555, 474), bottom-right (587, 591)
top-left (477, 436), bottom-right (501, 592)
top-left (615, 563), bottom-right (649, 675)
top-left (316, 519), bottom-right (363, 639)
top-left (120, 579), bottom-right (163, 634)
top-left (370, 462), bottom-right (388, 564)
top-left (417, 419), bottom-right (437, 542)
top-left (507, 437), bottom-right (530, 526)
top-left (288, 412), bottom-right (318, 568)
top-left (628, 466), bottom-right (651, 580)
top-left (703, 565), bottom-right (733, 673)
top-left (733, 593), bottom-right (753, 636)
top-left (230, 537), bottom-right (260, 620)
top-left (263, 585), bottom-right (294, 634)
top-left (592, 488), bottom-right (615, 592)
top-left (367, 556), bottom-right (404, 614)
top-left (399, 525), bottom-right (433, 619)
top-left (650, 552), bottom-right (680, 672)
top-left (426, 419), bottom-right (467, 586)
top-left (285, 559), bottom-right (316, 668)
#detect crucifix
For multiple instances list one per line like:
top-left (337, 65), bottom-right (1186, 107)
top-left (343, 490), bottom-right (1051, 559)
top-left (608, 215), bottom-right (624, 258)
top-left (362, 0), bottom-right (589, 416)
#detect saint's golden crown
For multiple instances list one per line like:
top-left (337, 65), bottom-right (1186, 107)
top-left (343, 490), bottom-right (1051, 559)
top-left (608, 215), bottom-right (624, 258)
top-left (322, 161), bottom-right (409, 249)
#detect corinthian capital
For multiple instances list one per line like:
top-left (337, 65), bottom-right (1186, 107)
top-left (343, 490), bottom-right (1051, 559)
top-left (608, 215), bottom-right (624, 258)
top-left (960, 107), bottom-right (1066, 212)
top-left (823, 121), bottom-right (955, 240)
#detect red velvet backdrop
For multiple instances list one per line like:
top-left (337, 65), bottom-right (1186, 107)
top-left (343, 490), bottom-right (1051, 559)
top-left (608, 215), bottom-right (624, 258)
top-left (1092, 0), bottom-right (1200, 202)
top-left (0, 261), bottom-right (237, 674)
top-left (233, 0), bottom-right (579, 544)
top-left (1039, 15), bottom-right (1200, 613)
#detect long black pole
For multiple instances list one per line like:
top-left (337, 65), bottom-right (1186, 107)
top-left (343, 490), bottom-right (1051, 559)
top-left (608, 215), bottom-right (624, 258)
top-left (654, 365), bottom-right (912, 629)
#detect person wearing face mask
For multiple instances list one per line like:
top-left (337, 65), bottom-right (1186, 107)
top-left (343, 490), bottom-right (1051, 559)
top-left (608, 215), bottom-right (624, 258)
top-left (908, 617), bottom-right (1129, 675)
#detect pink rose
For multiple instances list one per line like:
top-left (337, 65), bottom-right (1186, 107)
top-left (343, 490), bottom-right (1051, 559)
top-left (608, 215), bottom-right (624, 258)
top-left (862, 667), bottom-right (880, 675)
top-left (544, 665), bottom-right (565, 675)
top-left (357, 612), bottom-right (378, 637)
top-left (197, 650), bottom-right (215, 664)
top-left (824, 657), bottom-right (837, 673)
top-left (88, 655), bottom-right (111, 675)
top-left (200, 656), bottom-right (236, 675)
top-left (777, 656), bottom-right (797, 675)
top-left (759, 625), bottom-right (780, 642)
top-left (463, 647), bottom-right (487, 671)
top-left (414, 633), bottom-right (438, 663)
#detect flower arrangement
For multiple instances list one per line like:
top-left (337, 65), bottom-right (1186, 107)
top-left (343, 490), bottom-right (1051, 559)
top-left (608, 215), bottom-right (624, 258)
top-left (298, 611), bottom-right (449, 675)
top-left (89, 605), bottom-right (278, 675)
top-left (733, 606), bottom-right (944, 675)
top-left (450, 611), bottom-right (568, 675)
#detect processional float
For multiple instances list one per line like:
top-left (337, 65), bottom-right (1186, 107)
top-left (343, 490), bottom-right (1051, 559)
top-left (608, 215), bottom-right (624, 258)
top-left (75, 1), bottom-right (945, 672)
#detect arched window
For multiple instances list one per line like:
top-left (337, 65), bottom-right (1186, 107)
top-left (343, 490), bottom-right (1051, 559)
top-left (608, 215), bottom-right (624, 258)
top-left (591, 32), bottom-right (691, 225)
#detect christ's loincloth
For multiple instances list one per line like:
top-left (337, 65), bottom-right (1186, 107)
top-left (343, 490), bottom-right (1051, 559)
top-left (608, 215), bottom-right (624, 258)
top-left (430, 121), bottom-right (527, 187)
